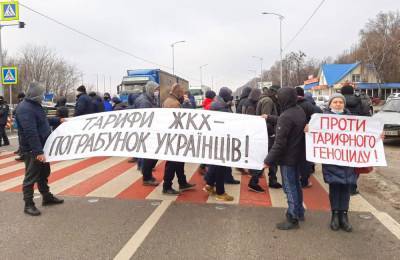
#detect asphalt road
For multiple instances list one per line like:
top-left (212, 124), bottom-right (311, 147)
top-left (1, 134), bottom-right (400, 259)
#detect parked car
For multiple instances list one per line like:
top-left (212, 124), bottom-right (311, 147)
top-left (386, 93), bottom-right (400, 102)
top-left (315, 95), bottom-right (329, 109)
top-left (372, 97), bottom-right (400, 138)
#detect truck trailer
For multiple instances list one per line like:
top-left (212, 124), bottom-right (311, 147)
top-left (117, 69), bottom-right (189, 106)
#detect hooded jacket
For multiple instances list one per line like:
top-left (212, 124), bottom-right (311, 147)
top-left (297, 96), bottom-right (317, 123)
top-left (74, 92), bottom-right (94, 116)
top-left (15, 99), bottom-right (52, 156)
top-left (210, 87), bottom-right (233, 113)
top-left (264, 87), bottom-right (307, 166)
top-left (321, 108), bottom-right (357, 185)
top-left (134, 93), bottom-right (156, 109)
top-left (236, 87), bottom-right (251, 114)
top-left (242, 88), bottom-right (261, 115)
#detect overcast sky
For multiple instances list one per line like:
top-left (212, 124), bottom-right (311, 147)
top-left (2, 0), bottom-right (399, 93)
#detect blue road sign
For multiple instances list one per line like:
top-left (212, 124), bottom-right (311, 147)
top-left (1, 67), bottom-right (18, 84)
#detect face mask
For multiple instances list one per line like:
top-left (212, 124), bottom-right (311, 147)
top-left (331, 109), bottom-right (344, 114)
top-left (178, 96), bottom-right (184, 104)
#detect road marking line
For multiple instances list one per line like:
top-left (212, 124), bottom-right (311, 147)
top-left (113, 200), bottom-right (171, 260)
top-left (50, 157), bottom-right (125, 194)
top-left (268, 168), bottom-right (287, 208)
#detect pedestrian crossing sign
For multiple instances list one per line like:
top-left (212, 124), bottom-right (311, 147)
top-left (0, 1), bottom-right (19, 21)
top-left (1, 67), bottom-right (18, 84)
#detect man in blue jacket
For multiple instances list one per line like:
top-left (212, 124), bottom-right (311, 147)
top-left (74, 85), bottom-right (94, 116)
top-left (15, 82), bottom-right (64, 216)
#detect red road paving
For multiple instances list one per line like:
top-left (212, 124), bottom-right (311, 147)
top-left (0, 153), bottom-right (16, 160)
top-left (0, 160), bottom-right (20, 169)
top-left (7, 157), bottom-right (107, 193)
top-left (302, 175), bottom-right (330, 211)
top-left (176, 169), bottom-right (209, 203)
top-left (117, 161), bottom-right (166, 200)
top-left (59, 159), bottom-right (135, 196)
top-left (239, 173), bottom-right (272, 207)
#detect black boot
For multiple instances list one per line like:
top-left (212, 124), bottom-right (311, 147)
top-left (42, 193), bottom-right (64, 206)
top-left (276, 214), bottom-right (299, 230)
top-left (330, 210), bottom-right (340, 231)
top-left (339, 210), bottom-right (352, 232)
top-left (269, 178), bottom-right (282, 189)
top-left (24, 202), bottom-right (41, 216)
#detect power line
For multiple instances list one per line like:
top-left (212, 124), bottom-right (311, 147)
top-left (19, 2), bottom-right (200, 83)
top-left (283, 0), bottom-right (326, 51)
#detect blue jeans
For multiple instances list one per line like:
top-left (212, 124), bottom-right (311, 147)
top-left (280, 165), bottom-right (304, 220)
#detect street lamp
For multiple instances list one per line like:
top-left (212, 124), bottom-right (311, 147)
top-left (170, 40), bottom-right (185, 75)
top-left (262, 12), bottom-right (284, 87)
top-left (252, 55), bottom-right (263, 84)
top-left (0, 21), bottom-right (25, 97)
top-left (200, 64), bottom-right (208, 87)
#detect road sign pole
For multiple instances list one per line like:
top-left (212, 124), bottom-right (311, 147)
top-left (0, 26), bottom-right (4, 97)
top-left (9, 84), bottom-right (12, 106)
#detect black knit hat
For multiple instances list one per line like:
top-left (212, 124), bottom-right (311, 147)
top-left (17, 92), bottom-right (25, 99)
top-left (77, 85), bottom-right (86, 93)
top-left (205, 90), bottom-right (216, 99)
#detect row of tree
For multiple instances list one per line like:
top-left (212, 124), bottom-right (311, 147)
top-left (239, 11), bottom-right (400, 93)
top-left (2, 45), bottom-right (82, 103)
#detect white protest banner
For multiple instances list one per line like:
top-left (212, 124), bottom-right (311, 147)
top-left (306, 114), bottom-right (387, 167)
top-left (44, 108), bottom-right (269, 170)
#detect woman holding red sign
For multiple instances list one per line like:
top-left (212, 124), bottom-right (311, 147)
top-left (321, 93), bottom-right (357, 232)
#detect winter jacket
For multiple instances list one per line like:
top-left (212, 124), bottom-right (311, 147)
top-left (210, 96), bottom-right (232, 113)
top-left (343, 94), bottom-right (370, 116)
top-left (236, 87), bottom-right (251, 114)
top-left (264, 87), bottom-right (307, 166)
top-left (256, 93), bottom-right (278, 136)
top-left (92, 95), bottom-right (105, 113)
top-left (297, 97), bottom-right (317, 123)
top-left (256, 94), bottom-right (278, 116)
top-left (103, 100), bottom-right (113, 112)
top-left (242, 88), bottom-right (261, 115)
top-left (74, 93), bottom-right (94, 116)
top-left (134, 93), bottom-right (156, 109)
top-left (202, 98), bottom-right (213, 110)
top-left (15, 99), bottom-right (52, 156)
top-left (321, 109), bottom-right (357, 185)
top-left (163, 94), bottom-right (181, 108)
top-left (127, 93), bottom-right (141, 108)
top-left (0, 102), bottom-right (9, 125)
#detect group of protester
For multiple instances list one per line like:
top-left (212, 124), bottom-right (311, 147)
top-left (8, 79), bottom-right (374, 234)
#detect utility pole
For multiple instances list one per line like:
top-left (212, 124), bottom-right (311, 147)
top-left (200, 64), bottom-right (208, 87)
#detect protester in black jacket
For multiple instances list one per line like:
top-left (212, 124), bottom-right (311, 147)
top-left (236, 86), bottom-right (251, 114)
top-left (241, 88), bottom-right (267, 193)
top-left (0, 96), bottom-right (10, 146)
top-left (88, 92), bottom-right (105, 113)
top-left (74, 85), bottom-right (94, 116)
top-left (15, 82), bottom-right (64, 216)
top-left (341, 84), bottom-right (370, 195)
top-left (264, 87), bottom-right (307, 230)
top-left (296, 87), bottom-right (320, 188)
top-left (134, 81), bottom-right (160, 186)
top-left (14, 93), bottom-right (26, 161)
top-left (204, 87), bottom-right (237, 202)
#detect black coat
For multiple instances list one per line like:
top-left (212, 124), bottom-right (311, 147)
top-left (74, 93), bottom-right (95, 116)
top-left (264, 88), bottom-right (307, 166)
top-left (297, 97), bottom-right (317, 123)
top-left (343, 94), bottom-right (370, 116)
top-left (322, 109), bottom-right (357, 185)
top-left (0, 102), bottom-right (9, 125)
top-left (15, 99), bottom-right (52, 156)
